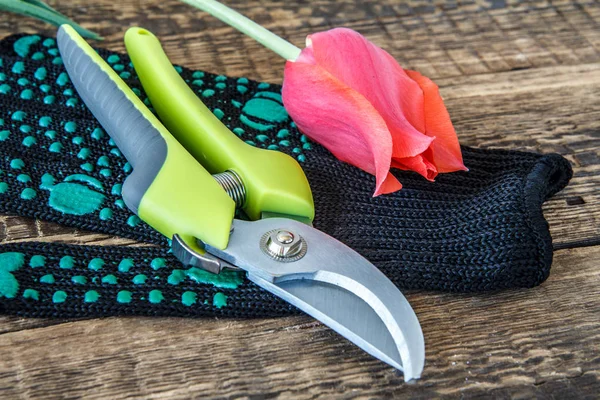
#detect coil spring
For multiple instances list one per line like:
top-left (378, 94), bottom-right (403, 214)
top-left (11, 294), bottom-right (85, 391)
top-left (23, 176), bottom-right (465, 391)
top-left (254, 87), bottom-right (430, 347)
top-left (213, 170), bottom-right (246, 208)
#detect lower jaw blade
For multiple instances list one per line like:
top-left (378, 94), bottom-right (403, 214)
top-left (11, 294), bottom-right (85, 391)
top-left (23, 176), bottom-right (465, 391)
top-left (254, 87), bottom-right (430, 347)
top-left (249, 273), bottom-right (425, 381)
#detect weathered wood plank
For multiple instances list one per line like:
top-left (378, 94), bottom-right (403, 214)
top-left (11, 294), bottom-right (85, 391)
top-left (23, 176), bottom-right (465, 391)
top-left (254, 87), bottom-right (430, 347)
top-left (0, 1), bottom-right (598, 81)
top-left (0, 216), bottom-right (140, 246)
top-left (0, 246), bottom-right (598, 399)
top-left (0, 315), bottom-right (70, 335)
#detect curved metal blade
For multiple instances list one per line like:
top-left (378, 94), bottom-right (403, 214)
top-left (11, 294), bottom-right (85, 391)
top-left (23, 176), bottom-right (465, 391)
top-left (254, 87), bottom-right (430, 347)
top-left (205, 218), bottom-right (425, 381)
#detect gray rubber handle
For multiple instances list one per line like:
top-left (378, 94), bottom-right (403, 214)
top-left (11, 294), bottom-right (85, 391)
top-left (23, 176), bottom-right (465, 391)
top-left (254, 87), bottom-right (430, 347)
top-left (57, 25), bottom-right (167, 213)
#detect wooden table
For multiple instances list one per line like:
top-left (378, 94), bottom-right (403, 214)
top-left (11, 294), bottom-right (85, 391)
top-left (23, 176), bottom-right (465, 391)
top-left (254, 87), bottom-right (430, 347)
top-left (0, 0), bottom-right (598, 398)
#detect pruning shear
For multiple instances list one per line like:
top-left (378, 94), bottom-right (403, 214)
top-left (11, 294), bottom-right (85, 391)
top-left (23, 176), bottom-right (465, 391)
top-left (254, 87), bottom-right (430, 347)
top-left (57, 25), bottom-right (425, 380)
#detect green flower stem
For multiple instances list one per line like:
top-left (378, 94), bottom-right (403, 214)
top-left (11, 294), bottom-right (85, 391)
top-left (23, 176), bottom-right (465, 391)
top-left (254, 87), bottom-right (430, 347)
top-left (0, 0), bottom-right (102, 40)
top-left (180, 0), bottom-right (301, 61)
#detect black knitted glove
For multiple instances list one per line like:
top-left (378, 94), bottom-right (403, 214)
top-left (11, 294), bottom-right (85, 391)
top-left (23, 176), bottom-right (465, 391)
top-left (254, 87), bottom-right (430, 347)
top-left (0, 34), bottom-right (572, 319)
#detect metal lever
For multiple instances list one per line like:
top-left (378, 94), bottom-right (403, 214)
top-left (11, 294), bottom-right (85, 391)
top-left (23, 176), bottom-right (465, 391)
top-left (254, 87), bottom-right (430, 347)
top-left (171, 169), bottom-right (246, 273)
top-left (172, 234), bottom-right (239, 274)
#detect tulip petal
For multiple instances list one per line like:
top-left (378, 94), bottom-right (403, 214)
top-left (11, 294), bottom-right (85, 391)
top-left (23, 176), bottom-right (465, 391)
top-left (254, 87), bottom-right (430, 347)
top-left (282, 58), bottom-right (401, 195)
top-left (392, 151), bottom-right (438, 182)
top-left (307, 28), bottom-right (434, 160)
top-left (405, 70), bottom-right (467, 173)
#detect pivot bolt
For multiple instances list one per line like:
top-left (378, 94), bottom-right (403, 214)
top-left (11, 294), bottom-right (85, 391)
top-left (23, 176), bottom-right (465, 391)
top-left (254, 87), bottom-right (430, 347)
top-left (260, 229), bottom-right (307, 262)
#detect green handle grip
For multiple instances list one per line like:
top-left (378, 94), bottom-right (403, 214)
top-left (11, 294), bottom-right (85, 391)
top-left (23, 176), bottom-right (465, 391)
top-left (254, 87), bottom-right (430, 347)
top-left (57, 25), bottom-right (235, 250)
top-left (124, 27), bottom-right (315, 223)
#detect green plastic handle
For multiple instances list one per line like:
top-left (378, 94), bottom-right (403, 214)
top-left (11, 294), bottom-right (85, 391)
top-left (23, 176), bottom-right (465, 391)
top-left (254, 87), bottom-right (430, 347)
top-left (57, 25), bottom-right (235, 250)
top-left (124, 27), bottom-right (315, 223)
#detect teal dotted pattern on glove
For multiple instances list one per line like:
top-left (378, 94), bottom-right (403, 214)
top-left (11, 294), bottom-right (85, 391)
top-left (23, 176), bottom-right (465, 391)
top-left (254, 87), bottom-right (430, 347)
top-left (0, 34), bottom-right (313, 245)
top-left (0, 245), bottom-right (243, 311)
top-left (0, 34), bottom-right (315, 312)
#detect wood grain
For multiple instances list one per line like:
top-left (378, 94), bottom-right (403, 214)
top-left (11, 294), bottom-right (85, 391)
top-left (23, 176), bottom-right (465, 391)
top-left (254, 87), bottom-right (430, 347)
top-left (0, 0), bottom-right (598, 398)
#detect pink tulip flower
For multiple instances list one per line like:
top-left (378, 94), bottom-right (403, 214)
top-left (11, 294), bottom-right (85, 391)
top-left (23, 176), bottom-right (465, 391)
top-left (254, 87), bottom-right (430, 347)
top-left (282, 28), bottom-right (467, 195)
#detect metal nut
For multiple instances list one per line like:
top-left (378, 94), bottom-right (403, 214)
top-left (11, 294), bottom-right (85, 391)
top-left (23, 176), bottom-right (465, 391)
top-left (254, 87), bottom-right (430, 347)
top-left (260, 229), bottom-right (307, 262)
